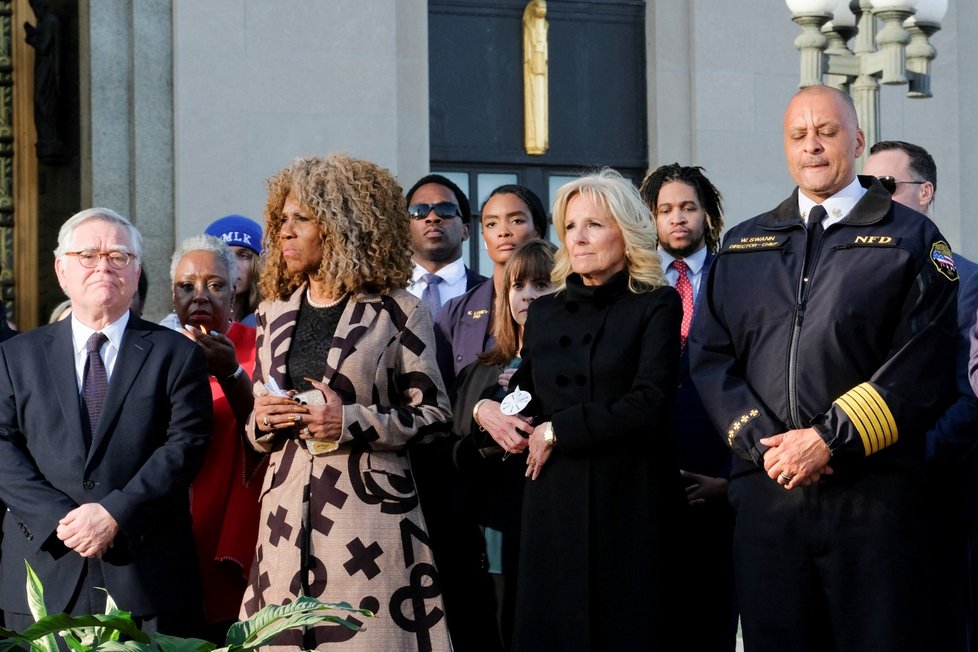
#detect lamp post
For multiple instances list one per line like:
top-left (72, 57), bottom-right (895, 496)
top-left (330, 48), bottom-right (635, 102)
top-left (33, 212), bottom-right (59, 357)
top-left (785, 0), bottom-right (947, 163)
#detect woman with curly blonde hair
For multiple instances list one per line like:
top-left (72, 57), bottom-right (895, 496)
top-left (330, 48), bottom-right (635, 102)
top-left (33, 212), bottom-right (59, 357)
top-left (490, 168), bottom-right (689, 651)
top-left (241, 153), bottom-right (454, 651)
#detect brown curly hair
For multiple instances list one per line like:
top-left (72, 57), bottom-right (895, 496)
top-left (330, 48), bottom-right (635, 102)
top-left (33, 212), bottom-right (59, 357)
top-left (259, 154), bottom-right (414, 300)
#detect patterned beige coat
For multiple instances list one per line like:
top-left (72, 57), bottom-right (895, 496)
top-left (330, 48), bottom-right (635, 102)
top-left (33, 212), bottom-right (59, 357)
top-left (240, 285), bottom-right (453, 651)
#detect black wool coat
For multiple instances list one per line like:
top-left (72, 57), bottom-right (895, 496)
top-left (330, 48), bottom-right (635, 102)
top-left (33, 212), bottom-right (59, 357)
top-left (511, 271), bottom-right (689, 651)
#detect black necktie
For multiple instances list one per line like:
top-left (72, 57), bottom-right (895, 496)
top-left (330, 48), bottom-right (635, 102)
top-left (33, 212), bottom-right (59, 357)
top-left (803, 205), bottom-right (827, 283)
top-left (81, 332), bottom-right (109, 447)
top-left (807, 204), bottom-right (827, 240)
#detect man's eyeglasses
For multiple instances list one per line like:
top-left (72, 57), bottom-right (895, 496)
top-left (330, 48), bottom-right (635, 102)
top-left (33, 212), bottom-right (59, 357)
top-left (407, 202), bottom-right (462, 220)
top-left (65, 250), bottom-right (135, 270)
top-left (876, 176), bottom-right (926, 195)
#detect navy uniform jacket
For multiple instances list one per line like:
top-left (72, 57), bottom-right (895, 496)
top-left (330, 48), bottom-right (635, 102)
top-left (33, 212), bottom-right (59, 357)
top-left (690, 176), bottom-right (957, 478)
top-left (432, 267), bottom-right (489, 397)
top-left (928, 253), bottom-right (978, 519)
top-left (0, 316), bottom-right (212, 615)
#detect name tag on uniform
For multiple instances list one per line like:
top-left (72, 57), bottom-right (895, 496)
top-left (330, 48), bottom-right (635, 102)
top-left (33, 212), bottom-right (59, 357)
top-left (723, 235), bottom-right (789, 252)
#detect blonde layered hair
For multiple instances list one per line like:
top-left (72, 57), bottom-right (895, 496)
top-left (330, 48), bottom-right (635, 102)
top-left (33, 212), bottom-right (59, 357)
top-left (259, 154), bottom-right (413, 301)
top-left (551, 168), bottom-right (667, 293)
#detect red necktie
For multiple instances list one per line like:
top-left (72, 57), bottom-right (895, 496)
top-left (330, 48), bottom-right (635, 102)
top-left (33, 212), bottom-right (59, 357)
top-left (672, 260), bottom-right (694, 349)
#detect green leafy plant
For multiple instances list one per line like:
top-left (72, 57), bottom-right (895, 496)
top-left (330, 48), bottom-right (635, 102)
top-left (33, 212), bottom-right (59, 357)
top-left (0, 561), bottom-right (373, 652)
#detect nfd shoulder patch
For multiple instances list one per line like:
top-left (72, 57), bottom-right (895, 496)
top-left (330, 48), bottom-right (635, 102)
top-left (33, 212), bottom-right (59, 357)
top-left (930, 240), bottom-right (959, 282)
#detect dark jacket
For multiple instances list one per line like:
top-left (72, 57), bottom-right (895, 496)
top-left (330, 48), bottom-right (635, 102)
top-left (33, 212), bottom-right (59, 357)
top-left (511, 272), bottom-right (688, 651)
top-left (0, 317), bottom-right (211, 615)
top-left (674, 251), bottom-right (730, 477)
top-left (691, 176), bottom-right (957, 478)
top-left (434, 277), bottom-right (493, 395)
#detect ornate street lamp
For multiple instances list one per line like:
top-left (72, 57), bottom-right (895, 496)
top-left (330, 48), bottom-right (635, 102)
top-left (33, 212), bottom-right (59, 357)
top-left (785, 0), bottom-right (948, 160)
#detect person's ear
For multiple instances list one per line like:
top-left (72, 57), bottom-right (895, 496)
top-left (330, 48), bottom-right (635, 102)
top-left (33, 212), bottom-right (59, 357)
top-left (919, 181), bottom-right (935, 211)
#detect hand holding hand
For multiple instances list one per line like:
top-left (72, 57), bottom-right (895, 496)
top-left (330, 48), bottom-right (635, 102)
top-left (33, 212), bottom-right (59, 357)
top-left (525, 421), bottom-right (554, 481)
top-left (298, 378), bottom-right (343, 441)
top-left (475, 400), bottom-right (533, 454)
top-left (57, 503), bottom-right (119, 558)
top-left (254, 392), bottom-right (309, 433)
top-left (761, 427), bottom-right (833, 490)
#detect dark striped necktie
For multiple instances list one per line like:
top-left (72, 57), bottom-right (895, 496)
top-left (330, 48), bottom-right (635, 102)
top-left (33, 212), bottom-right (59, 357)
top-left (81, 331), bottom-right (108, 447)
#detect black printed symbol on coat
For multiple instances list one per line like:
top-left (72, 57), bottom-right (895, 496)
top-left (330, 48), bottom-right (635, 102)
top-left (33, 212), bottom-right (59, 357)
top-left (344, 537), bottom-right (384, 579)
top-left (390, 563), bottom-right (445, 652)
top-left (266, 506), bottom-right (293, 546)
top-left (289, 554), bottom-right (328, 598)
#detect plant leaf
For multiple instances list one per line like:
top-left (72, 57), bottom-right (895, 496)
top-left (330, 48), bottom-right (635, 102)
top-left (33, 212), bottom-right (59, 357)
top-left (0, 627), bottom-right (34, 651)
top-left (20, 614), bottom-right (149, 645)
top-left (147, 633), bottom-right (215, 652)
top-left (24, 561), bottom-right (58, 652)
top-left (94, 641), bottom-right (156, 652)
top-left (227, 597), bottom-right (370, 648)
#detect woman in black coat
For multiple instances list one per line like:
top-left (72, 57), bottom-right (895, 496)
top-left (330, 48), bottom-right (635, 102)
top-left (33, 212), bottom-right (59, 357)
top-left (476, 168), bottom-right (689, 650)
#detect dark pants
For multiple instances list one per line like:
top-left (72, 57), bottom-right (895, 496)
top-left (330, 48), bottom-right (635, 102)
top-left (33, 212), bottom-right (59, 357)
top-left (925, 516), bottom-right (973, 652)
top-left (681, 496), bottom-right (738, 652)
top-left (730, 469), bottom-right (928, 652)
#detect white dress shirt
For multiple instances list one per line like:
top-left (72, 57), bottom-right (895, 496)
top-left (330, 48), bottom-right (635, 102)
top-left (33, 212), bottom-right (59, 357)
top-left (70, 311), bottom-right (130, 391)
top-left (659, 244), bottom-right (709, 300)
top-left (408, 257), bottom-right (469, 308)
top-left (797, 176), bottom-right (867, 228)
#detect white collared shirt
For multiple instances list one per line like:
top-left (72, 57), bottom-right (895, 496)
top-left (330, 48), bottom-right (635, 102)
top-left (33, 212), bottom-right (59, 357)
top-left (70, 311), bottom-right (130, 391)
top-left (659, 245), bottom-right (709, 299)
top-left (797, 176), bottom-right (867, 229)
top-left (408, 257), bottom-right (468, 308)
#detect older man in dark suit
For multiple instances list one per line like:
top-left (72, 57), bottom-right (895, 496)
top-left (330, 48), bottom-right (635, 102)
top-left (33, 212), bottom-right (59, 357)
top-left (0, 208), bottom-right (211, 634)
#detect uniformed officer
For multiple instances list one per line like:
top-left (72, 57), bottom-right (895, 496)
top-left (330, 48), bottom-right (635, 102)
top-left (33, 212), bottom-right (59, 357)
top-left (690, 86), bottom-right (957, 652)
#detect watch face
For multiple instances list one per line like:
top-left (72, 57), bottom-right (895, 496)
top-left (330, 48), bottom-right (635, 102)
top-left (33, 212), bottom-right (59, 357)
top-left (500, 385), bottom-right (531, 416)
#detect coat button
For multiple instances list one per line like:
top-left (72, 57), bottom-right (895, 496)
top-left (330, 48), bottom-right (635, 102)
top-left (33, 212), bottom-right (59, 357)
top-left (83, 480), bottom-right (95, 490)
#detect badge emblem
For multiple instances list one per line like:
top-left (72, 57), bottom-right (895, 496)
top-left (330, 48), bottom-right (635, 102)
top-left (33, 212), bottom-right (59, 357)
top-left (500, 385), bottom-right (532, 415)
top-left (930, 241), bottom-right (959, 282)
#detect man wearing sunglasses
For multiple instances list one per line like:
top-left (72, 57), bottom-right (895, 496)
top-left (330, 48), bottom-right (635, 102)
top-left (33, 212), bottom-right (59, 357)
top-left (402, 174), bottom-right (496, 651)
top-left (865, 140), bottom-right (978, 652)
top-left (404, 174), bottom-right (486, 321)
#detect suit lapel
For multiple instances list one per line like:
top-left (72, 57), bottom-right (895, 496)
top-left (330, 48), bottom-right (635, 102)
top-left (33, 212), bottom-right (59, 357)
top-left (87, 320), bottom-right (152, 465)
top-left (694, 251), bottom-right (714, 312)
top-left (43, 320), bottom-right (88, 462)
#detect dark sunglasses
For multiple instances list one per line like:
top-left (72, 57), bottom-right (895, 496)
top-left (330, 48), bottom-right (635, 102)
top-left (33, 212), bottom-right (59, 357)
top-left (876, 176), bottom-right (926, 195)
top-left (407, 202), bottom-right (462, 220)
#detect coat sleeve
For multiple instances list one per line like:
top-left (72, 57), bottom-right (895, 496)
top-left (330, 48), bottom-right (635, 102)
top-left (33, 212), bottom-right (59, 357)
top-left (689, 258), bottom-right (789, 466)
top-left (245, 305), bottom-right (277, 453)
top-left (817, 235), bottom-right (957, 460)
top-left (0, 345), bottom-right (78, 553)
top-left (99, 343), bottom-right (213, 543)
top-left (928, 268), bottom-right (978, 464)
top-left (547, 290), bottom-right (682, 453)
top-left (339, 300), bottom-right (452, 450)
